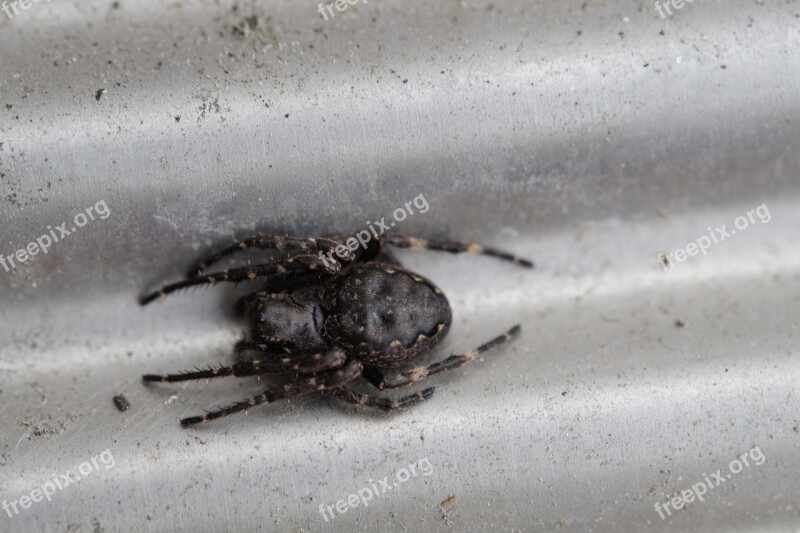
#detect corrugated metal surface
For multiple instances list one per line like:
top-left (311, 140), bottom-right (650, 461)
top-left (1, 0), bottom-right (799, 531)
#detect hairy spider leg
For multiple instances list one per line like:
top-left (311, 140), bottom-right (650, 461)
top-left (332, 386), bottom-right (435, 411)
top-left (140, 255), bottom-right (338, 305)
top-left (235, 270), bottom-right (332, 314)
top-left (190, 236), bottom-right (350, 276)
top-left (180, 360), bottom-right (362, 425)
top-left (143, 348), bottom-right (347, 382)
top-left (362, 324), bottom-right (521, 389)
top-left (383, 234), bottom-right (534, 268)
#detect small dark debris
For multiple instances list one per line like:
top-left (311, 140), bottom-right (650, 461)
top-left (561, 391), bottom-right (568, 396)
top-left (284, 113), bottom-right (289, 118)
top-left (674, 319), bottom-right (685, 328)
top-left (402, 79), bottom-right (408, 84)
top-left (439, 494), bottom-right (456, 524)
top-left (232, 15), bottom-right (259, 37)
top-left (113, 394), bottom-right (130, 412)
top-left (31, 423), bottom-right (59, 437)
top-left (4, 104), bottom-right (11, 110)
top-left (95, 89), bottom-right (107, 101)
top-left (174, 115), bottom-right (181, 122)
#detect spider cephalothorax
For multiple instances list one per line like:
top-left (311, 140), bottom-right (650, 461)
top-left (141, 233), bottom-right (532, 426)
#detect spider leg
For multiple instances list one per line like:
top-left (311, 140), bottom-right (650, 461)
top-left (383, 234), bottom-right (534, 268)
top-left (180, 360), bottom-right (362, 425)
top-left (190, 236), bottom-right (351, 276)
top-left (362, 324), bottom-right (521, 390)
top-left (140, 255), bottom-right (338, 305)
top-left (332, 386), bottom-right (435, 411)
top-left (143, 348), bottom-right (346, 382)
top-left (235, 271), bottom-right (331, 314)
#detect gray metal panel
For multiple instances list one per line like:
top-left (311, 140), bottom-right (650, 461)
top-left (0, 0), bottom-right (798, 531)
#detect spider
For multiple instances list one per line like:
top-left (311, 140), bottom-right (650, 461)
top-left (141, 233), bottom-right (533, 425)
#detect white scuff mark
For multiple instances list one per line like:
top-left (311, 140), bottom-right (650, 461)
top-left (153, 215), bottom-right (179, 231)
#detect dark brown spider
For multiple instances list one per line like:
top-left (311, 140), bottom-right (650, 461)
top-left (141, 233), bottom-right (533, 426)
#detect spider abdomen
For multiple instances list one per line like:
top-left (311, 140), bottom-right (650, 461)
top-left (321, 263), bottom-right (451, 367)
